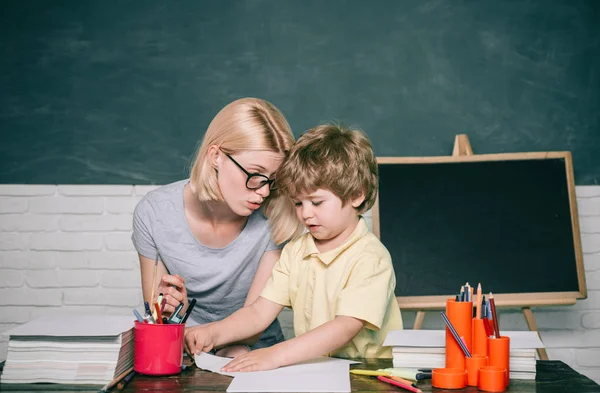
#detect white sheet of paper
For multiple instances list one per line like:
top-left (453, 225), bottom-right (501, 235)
top-left (227, 363), bottom-right (351, 393)
top-left (383, 329), bottom-right (545, 349)
top-left (502, 330), bottom-right (545, 349)
top-left (194, 352), bottom-right (238, 377)
top-left (3, 316), bottom-right (134, 337)
top-left (194, 353), bottom-right (357, 392)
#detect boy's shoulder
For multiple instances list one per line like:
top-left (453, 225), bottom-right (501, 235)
top-left (346, 231), bottom-right (392, 262)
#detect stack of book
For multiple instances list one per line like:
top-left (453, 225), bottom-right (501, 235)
top-left (509, 347), bottom-right (537, 380)
top-left (384, 330), bottom-right (542, 380)
top-left (1, 315), bottom-right (134, 386)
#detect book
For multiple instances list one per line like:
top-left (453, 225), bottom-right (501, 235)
top-left (385, 330), bottom-right (542, 379)
top-left (0, 315), bottom-right (134, 386)
top-left (384, 330), bottom-right (545, 349)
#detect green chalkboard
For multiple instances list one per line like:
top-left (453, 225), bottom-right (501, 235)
top-left (1, 1), bottom-right (599, 184)
top-left (374, 152), bottom-right (586, 309)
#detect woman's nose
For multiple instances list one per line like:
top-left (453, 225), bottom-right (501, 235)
top-left (254, 183), bottom-right (270, 198)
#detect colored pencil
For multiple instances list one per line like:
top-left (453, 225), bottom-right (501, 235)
top-left (378, 376), bottom-right (422, 393)
top-left (440, 312), bottom-right (472, 357)
top-left (476, 283), bottom-right (482, 318)
top-left (489, 293), bottom-right (501, 338)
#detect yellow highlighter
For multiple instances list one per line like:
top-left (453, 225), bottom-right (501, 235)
top-left (378, 368), bottom-right (420, 381)
top-left (350, 369), bottom-right (392, 377)
top-left (350, 368), bottom-right (421, 381)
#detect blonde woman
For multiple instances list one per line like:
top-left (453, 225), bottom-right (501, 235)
top-left (132, 98), bottom-right (303, 357)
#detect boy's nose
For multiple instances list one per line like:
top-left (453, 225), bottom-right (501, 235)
top-left (301, 205), bottom-right (313, 219)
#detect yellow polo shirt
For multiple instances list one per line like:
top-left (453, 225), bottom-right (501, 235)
top-left (260, 218), bottom-right (403, 358)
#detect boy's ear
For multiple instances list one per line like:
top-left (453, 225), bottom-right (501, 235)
top-left (350, 192), bottom-right (366, 209)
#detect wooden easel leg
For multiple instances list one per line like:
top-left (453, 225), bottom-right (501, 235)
top-left (522, 307), bottom-right (549, 360)
top-left (413, 311), bottom-right (425, 330)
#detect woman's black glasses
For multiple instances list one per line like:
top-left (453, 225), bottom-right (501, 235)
top-left (225, 154), bottom-right (277, 191)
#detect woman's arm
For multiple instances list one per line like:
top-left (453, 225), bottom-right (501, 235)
top-left (220, 249), bottom-right (281, 350)
top-left (245, 249), bottom-right (282, 306)
top-left (139, 253), bottom-right (188, 315)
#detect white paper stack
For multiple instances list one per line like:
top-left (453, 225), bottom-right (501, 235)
top-left (384, 330), bottom-right (543, 380)
top-left (1, 316), bottom-right (134, 386)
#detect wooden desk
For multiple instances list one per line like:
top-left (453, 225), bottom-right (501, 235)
top-left (2, 359), bottom-right (600, 392)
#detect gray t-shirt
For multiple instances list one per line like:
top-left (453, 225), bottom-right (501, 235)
top-left (131, 179), bottom-right (284, 349)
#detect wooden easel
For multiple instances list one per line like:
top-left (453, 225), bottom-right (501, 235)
top-left (411, 134), bottom-right (550, 360)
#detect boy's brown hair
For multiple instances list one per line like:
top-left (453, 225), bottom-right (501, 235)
top-left (277, 124), bottom-right (378, 213)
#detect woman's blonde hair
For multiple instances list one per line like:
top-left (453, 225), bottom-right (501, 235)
top-left (189, 98), bottom-right (304, 244)
top-left (277, 124), bottom-right (378, 214)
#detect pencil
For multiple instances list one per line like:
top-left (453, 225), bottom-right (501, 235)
top-left (116, 369), bottom-right (136, 390)
top-left (483, 317), bottom-right (494, 337)
top-left (378, 376), bottom-right (423, 393)
top-left (149, 253), bottom-right (159, 311)
top-left (476, 283), bottom-right (482, 319)
top-left (489, 293), bottom-right (501, 338)
top-left (154, 302), bottom-right (163, 324)
top-left (99, 366), bottom-right (134, 392)
top-left (440, 312), bottom-right (472, 357)
top-left (390, 375), bottom-right (418, 387)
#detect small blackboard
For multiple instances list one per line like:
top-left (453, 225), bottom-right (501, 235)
top-left (373, 150), bottom-right (586, 310)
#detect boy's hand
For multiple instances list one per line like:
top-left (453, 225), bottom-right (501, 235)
top-left (221, 347), bottom-right (282, 372)
top-left (215, 344), bottom-right (251, 358)
top-left (184, 325), bottom-right (216, 357)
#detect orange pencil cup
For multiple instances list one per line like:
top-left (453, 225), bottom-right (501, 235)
top-left (466, 354), bottom-right (488, 386)
top-left (445, 299), bottom-right (473, 369)
top-left (478, 366), bottom-right (507, 392)
top-left (432, 368), bottom-right (467, 389)
top-left (488, 336), bottom-right (510, 386)
top-left (472, 318), bottom-right (488, 356)
top-left (134, 321), bottom-right (185, 376)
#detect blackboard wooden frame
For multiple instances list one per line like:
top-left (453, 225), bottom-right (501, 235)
top-left (372, 143), bottom-right (586, 312)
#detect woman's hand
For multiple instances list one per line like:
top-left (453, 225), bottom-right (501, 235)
top-left (185, 325), bottom-right (217, 357)
top-left (158, 274), bottom-right (188, 316)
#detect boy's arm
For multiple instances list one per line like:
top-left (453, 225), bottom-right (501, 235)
top-left (222, 315), bottom-right (364, 372)
top-left (184, 296), bottom-right (283, 356)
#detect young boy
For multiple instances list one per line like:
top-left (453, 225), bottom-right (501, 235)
top-left (184, 124), bottom-right (403, 371)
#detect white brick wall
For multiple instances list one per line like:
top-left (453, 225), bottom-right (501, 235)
top-left (0, 184), bottom-right (599, 383)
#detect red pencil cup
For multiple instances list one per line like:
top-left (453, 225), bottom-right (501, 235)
top-left (134, 321), bottom-right (185, 375)
top-left (488, 336), bottom-right (510, 386)
top-left (445, 299), bottom-right (473, 369)
top-left (466, 354), bottom-right (488, 386)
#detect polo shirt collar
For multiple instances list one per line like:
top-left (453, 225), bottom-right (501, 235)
top-left (301, 217), bottom-right (369, 265)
